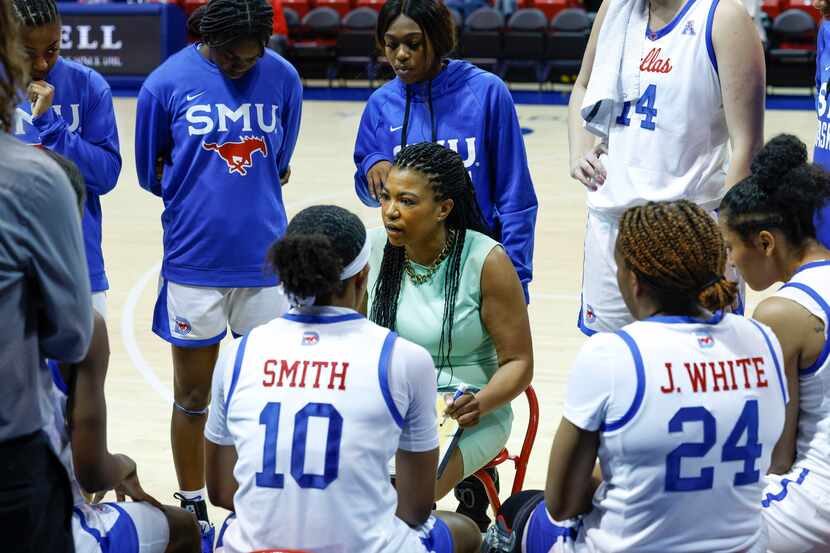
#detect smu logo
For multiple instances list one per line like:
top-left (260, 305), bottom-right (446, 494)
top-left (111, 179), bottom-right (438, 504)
top-left (695, 331), bottom-right (715, 349)
top-left (393, 137), bottom-right (478, 169)
top-left (203, 136), bottom-right (268, 176)
top-left (584, 304), bottom-right (597, 324)
top-left (14, 104), bottom-right (81, 135)
top-left (186, 103), bottom-right (280, 136)
top-left (174, 317), bottom-right (192, 336)
top-left (302, 331), bottom-right (320, 346)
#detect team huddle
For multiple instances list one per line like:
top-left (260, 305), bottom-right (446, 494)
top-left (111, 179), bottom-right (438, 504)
top-left (3, 0), bottom-right (830, 551)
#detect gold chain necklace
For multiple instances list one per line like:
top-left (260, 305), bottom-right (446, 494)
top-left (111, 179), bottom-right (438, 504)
top-left (404, 229), bottom-right (457, 285)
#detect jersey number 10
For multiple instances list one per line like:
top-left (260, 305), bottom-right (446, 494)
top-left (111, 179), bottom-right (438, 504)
top-left (665, 399), bottom-right (762, 491)
top-left (616, 84), bottom-right (659, 131)
top-left (256, 401), bottom-right (343, 490)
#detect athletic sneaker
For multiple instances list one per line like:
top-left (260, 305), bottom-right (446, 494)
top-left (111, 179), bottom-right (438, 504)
top-left (481, 516), bottom-right (515, 553)
top-left (200, 520), bottom-right (215, 553)
top-left (174, 492), bottom-right (210, 523)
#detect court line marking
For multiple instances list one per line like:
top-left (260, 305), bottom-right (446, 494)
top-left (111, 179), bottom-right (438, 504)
top-left (121, 191), bottom-right (356, 403)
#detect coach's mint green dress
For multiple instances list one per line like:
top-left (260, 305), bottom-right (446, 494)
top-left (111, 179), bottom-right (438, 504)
top-left (367, 227), bottom-right (513, 477)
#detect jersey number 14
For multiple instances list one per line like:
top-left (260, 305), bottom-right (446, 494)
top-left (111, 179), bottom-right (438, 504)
top-left (616, 84), bottom-right (658, 130)
top-left (256, 402), bottom-right (343, 490)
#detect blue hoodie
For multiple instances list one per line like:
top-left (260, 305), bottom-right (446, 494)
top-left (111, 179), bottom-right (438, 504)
top-left (353, 60), bottom-right (537, 297)
top-left (135, 45), bottom-right (302, 288)
top-left (14, 57), bottom-right (121, 293)
top-left (813, 21), bottom-right (830, 248)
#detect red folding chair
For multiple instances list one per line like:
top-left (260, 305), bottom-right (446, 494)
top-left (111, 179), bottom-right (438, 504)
top-left (472, 385), bottom-right (539, 514)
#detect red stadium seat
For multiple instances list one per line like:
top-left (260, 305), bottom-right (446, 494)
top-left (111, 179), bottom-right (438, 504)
top-left (354, 0), bottom-right (387, 12)
top-left (315, 0), bottom-right (354, 17)
top-left (282, 0), bottom-right (312, 18)
top-left (531, 0), bottom-right (572, 21)
top-left (762, 0), bottom-right (783, 20)
top-left (472, 385), bottom-right (539, 514)
top-left (782, 0), bottom-right (822, 22)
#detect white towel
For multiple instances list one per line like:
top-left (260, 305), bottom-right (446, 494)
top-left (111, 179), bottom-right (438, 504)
top-left (580, 0), bottom-right (649, 140)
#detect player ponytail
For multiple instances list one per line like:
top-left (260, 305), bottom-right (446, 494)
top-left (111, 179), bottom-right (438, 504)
top-left (376, 0), bottom-right (456, 60)
top-left (11, 0), bottom-right (59, 28)
top-left (0, 1), bottom-right (27, 133)
top-left (199, 0), bottom-right (274, 49)
top-left (268, 205), bottom-right (367, 305)
top-left (720, 134), bottom-right (830, 249)
top-left (371, 142), bottom-right (490, 375)
top-left (617, 200), bottom-right (738, 313)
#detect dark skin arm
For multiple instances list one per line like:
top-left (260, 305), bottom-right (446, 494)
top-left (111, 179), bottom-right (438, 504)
top-left (445, 247), bottom-right (533, 426)
top-left (65, 314), bottom-right (159, 506)
top-left (544, 418), bottom-right (601, 521)
top-left (205, 440), bottom-right (239, 511)
top-left (395, 447), bottom-right (439, 527)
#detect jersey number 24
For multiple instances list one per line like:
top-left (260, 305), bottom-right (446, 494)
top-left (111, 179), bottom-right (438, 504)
top-left (616, 84), bottom-right (658, 130)
top-left (665, 399), bottom-right (762, 492)
top-left (256, 402), bottom-right (342, 490)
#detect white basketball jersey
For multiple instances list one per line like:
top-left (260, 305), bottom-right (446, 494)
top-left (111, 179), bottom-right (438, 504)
top-left (582, 313), bottom-right (787, 552)
top-left (590, 0), bottom-right (729, 215)
top-left (774, 261), bottom-right (830, 482)
top-left (217, 312), bottom-right (428, 553)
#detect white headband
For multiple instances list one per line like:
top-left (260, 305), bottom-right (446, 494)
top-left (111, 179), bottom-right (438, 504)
top-left (282, 235), bottom-right (371, 308)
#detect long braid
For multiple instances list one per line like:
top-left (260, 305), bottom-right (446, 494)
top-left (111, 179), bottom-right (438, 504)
top-left (0, 1), bottom-right (26, 133)
top-left (618, 200), bottom-right (737, 313)
top-left (199, 0), bottom-right (273, 48)
top-left (371, 142), bottom-right (490, 377)
top-left (11, 0), bottom-right (59, 27)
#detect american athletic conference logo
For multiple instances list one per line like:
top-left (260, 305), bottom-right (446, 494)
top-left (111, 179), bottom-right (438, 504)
top-left (695, 331), bottom-right (715, 349)
top-left (203, 136), bottom-right (268, 176)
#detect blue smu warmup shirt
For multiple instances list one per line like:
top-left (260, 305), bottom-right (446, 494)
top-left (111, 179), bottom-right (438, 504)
top-left (14, 57), bottom-right (121, 293)
top-left (353, 60), bottom-right (538, 297)
top-left (813, 21), bottom-right (830, 248)
top-left (135, 45), bottom-right (303, 288)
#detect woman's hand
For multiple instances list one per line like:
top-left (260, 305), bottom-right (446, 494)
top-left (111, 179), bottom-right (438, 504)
top-left (366, 160), bottom-right (392, 200)
top-left (28, 81), bottom-right (55, 118)
top-left (444, 391), bottom-right (481, 428)
top-left (570, 143), bottom-right (608, 191)
top-left (91, 454), bottom-right (162, 508)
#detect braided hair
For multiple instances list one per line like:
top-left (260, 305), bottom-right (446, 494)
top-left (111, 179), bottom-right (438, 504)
top-left (0, 1), bottom-right (26, 132)
top-left (199, 0), bottom-right (274, 49)
top-left (617, 200), bottom-right (738, 314)
top-left (268, 205), bottom-right (367, 303)
top-left (371, 142), bottom-right (490, 375)
top-left (11, 0), bottom-right (59, 28)
top-left (721, 134), bottom-right (830, 250)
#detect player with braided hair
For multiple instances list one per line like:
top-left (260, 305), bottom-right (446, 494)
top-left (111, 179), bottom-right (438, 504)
top-left (367, 142), bottom-right (533, 522)
top-left (719, 134), bottom-right (830, 552)
top-left (484, 200), bottom-right (787, 553)
top-left (12, 0), bottom-right (121, 318)
top-left (135, 0), bottom-right (302, 530)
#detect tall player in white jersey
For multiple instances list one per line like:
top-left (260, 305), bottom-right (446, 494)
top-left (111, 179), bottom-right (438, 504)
top-left (719, 135), bottom-right (830, 552)
top-left (569, 0), bottom-right (765, 334)
top-left (492, 200), bottom-right (787, 553)
top-left (204, 205), bottom-right (481, 553)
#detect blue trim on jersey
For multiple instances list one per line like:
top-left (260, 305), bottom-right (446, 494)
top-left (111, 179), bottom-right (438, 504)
top-left (705, 0), bottom-right (721, 74)
top-left (646, 0), bottom-right (699, 40)
top-left (378, 331), bottom-right (404, 429)
top-left (48, 359), bottom-right (69, 395)
top-left (224, 335), bottom-right (250, 413)
top-left (645, 310), bottom-right (725, 325)
top-left (793, 260), bottom-right (830, 275)
top-left (762, 468), bottom-right (810, 508)
top-left (420, 516), bottom-right (455, 553)
top-left (780, 281), bottom-right (830, 376)
top-left (749, 319), bottom-right (789, 405)
top-left (74, 507), bottom-right (106, 547)
top-left (601, 330), bottom-right (646, 432)
top-left (106, 503), bottom-right (140, 553)
top-left (524, 501), bottom-right (581, 552)
top-left (281, 313), bottom-right (365, 324)
top-left (217, 512), bottom-right (236, 548)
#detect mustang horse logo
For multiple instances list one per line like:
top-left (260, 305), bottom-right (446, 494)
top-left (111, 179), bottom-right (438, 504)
top-left (203, 136), bottom-right (268, 176)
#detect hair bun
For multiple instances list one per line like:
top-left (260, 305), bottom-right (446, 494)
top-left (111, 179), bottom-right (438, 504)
top-left (750, 134), bottom-right (808, 195)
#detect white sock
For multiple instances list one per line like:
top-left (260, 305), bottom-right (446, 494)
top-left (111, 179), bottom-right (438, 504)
top-left (179, 487), bottom-right (207, 502)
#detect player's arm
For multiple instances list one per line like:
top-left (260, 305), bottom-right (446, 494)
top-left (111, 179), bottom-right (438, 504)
top-left (34, 76), bottom-right (121, 196)
top-left (567, 0), bottom-right (611, 188)
top-left (205, 341), bottom-right (241, 510)
top-left (393, 339), bottom-right (441, 527)
top-left (276, 67), bottom-right (303, 182)
top-left (713, 0), bottom-right (765, 187)
top-left (487, 83), bottom-right (537, 302)
top-left (545, 418), bottom-right (601, 520)
top-left (446, 247), bottom-right (533, 426)
top-left (753, 298), bottom-right (803, 474)
top-left (134, 86), bottom-right (170, 197)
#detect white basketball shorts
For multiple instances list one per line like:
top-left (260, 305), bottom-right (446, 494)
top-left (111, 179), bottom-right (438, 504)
top-left (152, 278), bottom-right (288, 347)
top-left (763, 467), bottom-right (830, 552)
top-left (72, 501), bottom-right (169, 553)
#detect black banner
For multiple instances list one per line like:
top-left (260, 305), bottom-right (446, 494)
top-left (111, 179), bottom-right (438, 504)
top-left (59, 14), bottom-right (162, 75)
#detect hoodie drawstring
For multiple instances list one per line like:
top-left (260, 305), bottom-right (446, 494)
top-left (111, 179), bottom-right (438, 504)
top-left (400, 80), bottom-right (437, 149)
